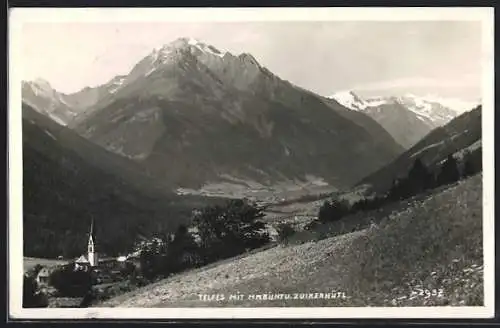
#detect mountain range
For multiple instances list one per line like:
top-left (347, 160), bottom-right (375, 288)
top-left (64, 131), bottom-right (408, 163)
top-left (20, 36), bottom-right (482, 259)
top-left (23, 37), bottom-right (405, 192)
top-left (329, 91), bottom-right (478, 149)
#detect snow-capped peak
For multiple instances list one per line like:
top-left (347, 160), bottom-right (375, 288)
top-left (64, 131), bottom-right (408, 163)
top-left (329, 90), bottom-right (369, 111)
top-left (391, 94), bottom-right (476, 122)
top-left (329, 90), bottom-right (476, 126)
top-left (411, 94), bottom-right (479, 114)
top-left (145, 37), bottom-right (229, 77)
top-left (160, 37), bottom-right (228, 58)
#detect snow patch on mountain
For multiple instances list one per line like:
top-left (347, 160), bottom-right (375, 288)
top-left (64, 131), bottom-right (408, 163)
top-left (108, 77), bottom-right (127, 94)
top-left (329, 91), bottom-right (368, 111)
top-left (329, 91), bottom-right (391, 111)
top-left (186, 37), bottom-right (226, 58)
top-left (413, 94), bottom-right (479, 114)
top-left (394, 94), bottom-right (457, 121)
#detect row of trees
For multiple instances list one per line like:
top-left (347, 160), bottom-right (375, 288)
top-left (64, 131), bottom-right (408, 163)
top-left (387, 149), bottom-right (481, 202)
top-left (318, 149), bottom-right (482, 223)
top-left (139, 199), bottom-right (271, 280)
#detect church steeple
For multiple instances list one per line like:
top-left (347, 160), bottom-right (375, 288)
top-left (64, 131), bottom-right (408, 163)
top-left (87, 217), bottom-right (98, 267)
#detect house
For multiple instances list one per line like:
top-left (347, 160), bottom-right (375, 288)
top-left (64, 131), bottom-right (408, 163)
top-left (36, 267), bottom-right (53, 286)
top-left (74, 255), bottom-right (90, 272)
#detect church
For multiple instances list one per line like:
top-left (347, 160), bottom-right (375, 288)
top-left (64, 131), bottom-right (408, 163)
top-left (74, 219), bottom-right (99, 271)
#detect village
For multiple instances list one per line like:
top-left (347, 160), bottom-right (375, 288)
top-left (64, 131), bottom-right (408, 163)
top-left (26, 220), bottom-right (145, 308)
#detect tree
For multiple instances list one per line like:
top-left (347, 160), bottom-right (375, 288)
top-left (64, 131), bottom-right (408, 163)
top-left (192, 199), bottom-right (270, 262)
top-left (388, 177), bottom-right (411, 201)
top-left (49, 264), bottom-right (92, 297)
top-left (169, 224), bottom-right (202, 272)
top-left (23, 274), bottom-right (48, 308)
top-left (407, 158), bottom-right (435, 192)
top-left (387, 158), bottom-right (435, 202)
top-left (318, 198), bottom-right (350, 223)
top-left (138, 237), bottom-right (171, 280)
top-left (437, 154), bottom-right (460, 186)
top-left (351, 195), bottom-right (387, 212)
top-left (276, 223), bottom-right (295, 245)
top-left (463, 149), bottom-right (482, 178)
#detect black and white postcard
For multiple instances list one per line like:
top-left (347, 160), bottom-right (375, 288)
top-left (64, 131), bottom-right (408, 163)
top-left (8, 7), bottom-right (495, 319)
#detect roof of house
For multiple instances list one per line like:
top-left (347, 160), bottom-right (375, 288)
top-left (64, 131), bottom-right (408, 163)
top-left (36, 266), bottom-right (58, 277)
top-left (75, 255), bottom-right (89, 263)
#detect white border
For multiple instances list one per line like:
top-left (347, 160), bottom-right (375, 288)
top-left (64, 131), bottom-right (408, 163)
top-left (8, 7), bottom-right (495, 320)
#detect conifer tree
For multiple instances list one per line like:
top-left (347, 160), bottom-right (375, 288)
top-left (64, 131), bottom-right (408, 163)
top-left (437, 154), bottom-right (460, 186)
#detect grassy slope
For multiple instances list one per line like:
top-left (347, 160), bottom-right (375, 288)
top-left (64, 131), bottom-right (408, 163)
top-left (100, 173), bottom-right (483, 307)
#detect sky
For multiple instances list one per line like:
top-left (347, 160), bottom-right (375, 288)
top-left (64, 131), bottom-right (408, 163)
top-left (21, 20), bottom-right (483, 101)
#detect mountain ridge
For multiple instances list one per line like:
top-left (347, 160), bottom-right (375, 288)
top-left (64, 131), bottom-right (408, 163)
top-left (328, 91), bottom-right (478, 148)
top-left (357, 105), bottom-right (482, 194)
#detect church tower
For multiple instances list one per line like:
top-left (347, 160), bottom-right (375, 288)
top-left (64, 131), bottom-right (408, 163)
top-left (87, 218), bottom-right (98, 267)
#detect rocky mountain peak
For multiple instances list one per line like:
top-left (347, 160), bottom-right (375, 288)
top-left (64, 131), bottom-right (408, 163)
top-left (151, 37), bottom-right (228, 60)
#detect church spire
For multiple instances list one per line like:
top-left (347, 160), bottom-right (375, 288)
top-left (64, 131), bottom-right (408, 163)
top-left (87, 216), bottom-right (98, 267)
top-left (88, 217), bottom-right (95, 245)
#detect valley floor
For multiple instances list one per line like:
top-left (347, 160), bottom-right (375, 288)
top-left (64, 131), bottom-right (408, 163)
top-left (24, 257), bottom-right (68, 272)
top-left (99, 173), bottom-right (483, 308)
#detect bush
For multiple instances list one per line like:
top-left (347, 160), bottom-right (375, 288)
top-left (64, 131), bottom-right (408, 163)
top-left (49, 264), bottom-right (92, 297)
top-left (276, 223), bottom-right (295, 245)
